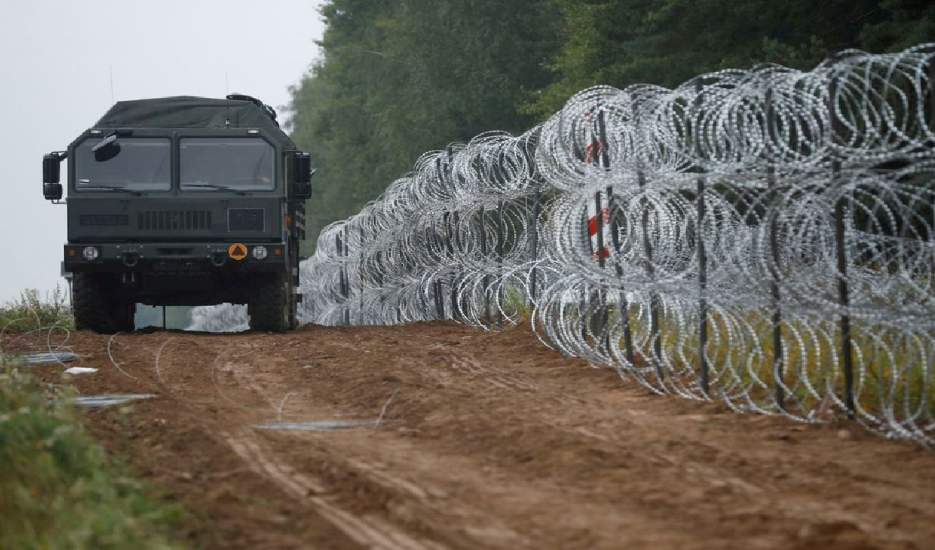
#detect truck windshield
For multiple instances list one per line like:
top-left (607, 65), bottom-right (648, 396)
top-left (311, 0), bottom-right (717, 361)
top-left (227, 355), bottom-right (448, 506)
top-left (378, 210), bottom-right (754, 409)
top-left (180, 137), bottom-right (274, 191)
top-left (75, 137), bottom-right (171, 191)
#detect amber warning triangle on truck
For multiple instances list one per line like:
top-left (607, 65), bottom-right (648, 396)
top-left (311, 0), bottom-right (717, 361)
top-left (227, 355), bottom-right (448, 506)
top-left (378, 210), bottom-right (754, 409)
top-left (228, 243), bottom-right (248, 261)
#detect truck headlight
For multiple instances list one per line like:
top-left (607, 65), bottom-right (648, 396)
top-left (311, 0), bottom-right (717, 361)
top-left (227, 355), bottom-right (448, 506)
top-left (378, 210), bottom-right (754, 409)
top-left (252, 245), bottom-right (268, 260)
top-left (82, 246), bottom-right (100, 261)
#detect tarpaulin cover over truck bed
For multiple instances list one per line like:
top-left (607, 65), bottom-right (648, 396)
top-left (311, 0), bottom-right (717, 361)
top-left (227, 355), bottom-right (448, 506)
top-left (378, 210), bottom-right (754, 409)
top-left (94, 96), bottom-right (295, 147)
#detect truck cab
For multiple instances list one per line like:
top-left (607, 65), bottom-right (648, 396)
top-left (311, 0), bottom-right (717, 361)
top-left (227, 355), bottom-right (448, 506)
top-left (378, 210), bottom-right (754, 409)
top-left (42, 95), bottom-right (312, 333)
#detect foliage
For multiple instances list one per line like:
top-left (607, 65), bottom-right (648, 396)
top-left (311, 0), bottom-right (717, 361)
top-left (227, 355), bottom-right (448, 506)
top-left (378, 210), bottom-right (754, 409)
top-left (527, 0), bottom-right (934, 116)
top-left (289, 0), bottom-right (933, 251)
top-left (287, 0), bottom-right (561, 251)
top-left (0, 359), bottom-right (183, 549)
top-left (860, 0), bottom-right (935, 52)
top-left (0, 287), bottom-right (73, 333)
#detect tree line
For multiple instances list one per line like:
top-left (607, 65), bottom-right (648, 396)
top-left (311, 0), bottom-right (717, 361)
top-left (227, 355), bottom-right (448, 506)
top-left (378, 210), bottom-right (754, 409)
top-left (287, 0), bottom-right (934, 251)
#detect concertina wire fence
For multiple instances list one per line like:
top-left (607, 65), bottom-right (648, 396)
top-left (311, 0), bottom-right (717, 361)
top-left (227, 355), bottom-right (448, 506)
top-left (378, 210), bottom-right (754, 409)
top-left (288, 44), bottom-right (935, 445)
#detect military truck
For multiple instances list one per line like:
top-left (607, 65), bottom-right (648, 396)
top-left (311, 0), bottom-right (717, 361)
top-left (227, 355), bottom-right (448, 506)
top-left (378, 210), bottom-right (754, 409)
top-left (41, 95), bottom-right (312, 333)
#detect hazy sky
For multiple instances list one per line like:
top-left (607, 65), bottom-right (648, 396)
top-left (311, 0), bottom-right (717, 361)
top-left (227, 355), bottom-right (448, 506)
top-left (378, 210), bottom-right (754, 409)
top-left (0, 0), bottom-right (324, 302)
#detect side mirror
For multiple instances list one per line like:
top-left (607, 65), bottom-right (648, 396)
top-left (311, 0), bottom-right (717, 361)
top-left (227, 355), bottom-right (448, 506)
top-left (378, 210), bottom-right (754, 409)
top-left (293, 152), bottom-right (313, 200)
top-left (43, 151), bottom-right (67, 201)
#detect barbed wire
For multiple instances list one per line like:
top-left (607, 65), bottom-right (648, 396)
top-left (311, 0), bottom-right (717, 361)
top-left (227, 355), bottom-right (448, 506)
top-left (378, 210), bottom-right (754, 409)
top-left (296, 44), bottom-right (935, 445)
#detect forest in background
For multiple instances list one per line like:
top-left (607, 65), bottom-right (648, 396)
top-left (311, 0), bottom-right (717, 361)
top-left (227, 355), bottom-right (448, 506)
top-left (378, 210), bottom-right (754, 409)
top-left (287, 0), bottom-right (935, 251)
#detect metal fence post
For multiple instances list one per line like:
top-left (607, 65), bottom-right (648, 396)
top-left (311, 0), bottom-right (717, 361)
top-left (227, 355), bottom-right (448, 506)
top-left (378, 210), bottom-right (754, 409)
top-left (929, 61), bottom-right (935, 248)
top-left (524, 131), bottom-right (542, 306)
top-left (358, 224), bottom-right (364, 324)
top-left (929, 60), bottom-right (935, 133)
top-left (480, 206), bottom-right (491, 323)
top-left (638, 169), bottom-right (664, 381)
top-left (830, 77), bottom-right (856, 418)
top-left (427, 224), bottom-right (442, 320)
top-left (606, 188), bottom-right (635, 368)
top-left (598, 112), bottom-right (636, 367)
top-left (375, 250), bottom-right (385, 320)
top-left (693, 80), bottom-right (710, 397)
top-left (442, 211), bottom-right (453, 321)
top-left (344, 225), bottom-right (351, 326)
top-left (593, 111), bottom-right (611, 352)
top-left (451, 210), bottom-right (461, 323)
top-left (337, 228), bottom-right (350, 326)
top-left (444, 148), bottom-right (461, 322)
top-left (496, 198), bottom-right (505, 330)
top-left (834, 173), bottom-right (855, 417)
top-left (530, 185), bottom-right (541, 304)
top-left (628, 97), bottom-right (663, 379)
top-left (594, 189), bottom-right (609, 350)
top-left (766, 87), bottom-right (786, 411)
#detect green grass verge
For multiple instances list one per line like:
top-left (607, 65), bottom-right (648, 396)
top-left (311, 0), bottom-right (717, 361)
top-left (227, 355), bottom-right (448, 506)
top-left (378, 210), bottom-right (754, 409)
top-left (0, 355), bottom-right (184, 549)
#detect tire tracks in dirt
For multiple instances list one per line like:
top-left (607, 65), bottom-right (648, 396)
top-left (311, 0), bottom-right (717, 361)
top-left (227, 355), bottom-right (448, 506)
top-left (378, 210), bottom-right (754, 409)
top-left (13, 322), bottom-right (935, 549)
top-left (228, 347), bottom-right (532, 549)
top-left (222, 428), bottom-right (445, 550)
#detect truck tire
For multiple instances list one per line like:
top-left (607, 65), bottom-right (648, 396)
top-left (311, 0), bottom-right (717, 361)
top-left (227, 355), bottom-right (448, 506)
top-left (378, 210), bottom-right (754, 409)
top-left (112, 299), bottom-right (136, 333)
top-left (248, 273), bottom-right (293, 332)
top-left (72, 273), bottom-right (134, 333)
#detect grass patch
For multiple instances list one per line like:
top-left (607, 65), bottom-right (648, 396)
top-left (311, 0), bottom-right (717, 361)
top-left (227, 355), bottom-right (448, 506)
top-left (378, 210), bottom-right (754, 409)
top-left (0, 287), bottom-right (73, 333)
top-left (603, 303), bottom-right (935, 420)
top-left (554, 295), bottom-right (934, 426)
top-left (0, 355), bottom-right (184, 549)
top-left (502, 285), bottom-right (532, 322)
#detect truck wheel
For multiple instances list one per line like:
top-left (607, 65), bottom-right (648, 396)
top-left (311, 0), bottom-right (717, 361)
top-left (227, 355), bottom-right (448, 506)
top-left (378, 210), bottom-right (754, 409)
top-left (288, 273), bottom-right (298, 330)
top-left (288, 293), bottom-right (298, 330)
top-left (72, 273), bottom-right (133, 333)
top-left (248, 273), bottom-right (292, 332)
top-left (112, 300), bottom-right (137, 333)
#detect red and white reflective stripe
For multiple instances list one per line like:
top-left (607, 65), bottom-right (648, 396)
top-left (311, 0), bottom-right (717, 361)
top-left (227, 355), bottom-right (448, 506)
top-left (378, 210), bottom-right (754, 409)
top-left (584, 140), bottom-right (604, 164)
top-left (584, 120), bottom-right (611, 262)
top-left (587, 195), bottom-right (612, 261)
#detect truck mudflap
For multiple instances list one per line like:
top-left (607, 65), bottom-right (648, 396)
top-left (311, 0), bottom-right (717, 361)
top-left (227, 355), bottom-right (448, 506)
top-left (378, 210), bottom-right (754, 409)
top-left (63, 242), bottom-right (287, 273)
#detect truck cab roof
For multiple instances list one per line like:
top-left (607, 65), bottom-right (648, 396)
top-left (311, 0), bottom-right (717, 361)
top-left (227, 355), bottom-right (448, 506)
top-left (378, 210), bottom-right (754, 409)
top-left (94, 95), bottom-right (295, 148)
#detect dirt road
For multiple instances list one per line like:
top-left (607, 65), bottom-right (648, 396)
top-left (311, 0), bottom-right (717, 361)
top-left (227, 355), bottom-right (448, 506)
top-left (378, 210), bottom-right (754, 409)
top-left (10, 323), bottom-right (935, 549)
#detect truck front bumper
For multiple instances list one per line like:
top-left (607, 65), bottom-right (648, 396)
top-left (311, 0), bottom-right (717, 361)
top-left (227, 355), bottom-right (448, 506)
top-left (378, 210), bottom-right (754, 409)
top-left (63, 242), bottom-right (287, 273)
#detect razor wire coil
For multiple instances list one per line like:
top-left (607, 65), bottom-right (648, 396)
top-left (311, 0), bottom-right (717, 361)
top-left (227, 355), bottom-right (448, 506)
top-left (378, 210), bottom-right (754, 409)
top-left (288, 44), bottom-right (935, 445)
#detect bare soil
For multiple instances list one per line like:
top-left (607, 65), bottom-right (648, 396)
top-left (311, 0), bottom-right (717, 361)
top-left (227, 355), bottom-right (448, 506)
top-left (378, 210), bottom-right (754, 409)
top-left (8, 322), bottom-right (935, 549)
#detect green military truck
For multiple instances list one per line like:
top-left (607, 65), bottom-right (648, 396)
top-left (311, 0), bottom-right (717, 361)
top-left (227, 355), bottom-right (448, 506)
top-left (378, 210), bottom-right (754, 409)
top-left (41, 95), bottom-right (312, 333)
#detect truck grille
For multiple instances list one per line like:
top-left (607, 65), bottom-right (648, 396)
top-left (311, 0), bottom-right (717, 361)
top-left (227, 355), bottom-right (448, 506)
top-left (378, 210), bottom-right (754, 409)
top-left (228, 208), bottom-right (265, 231)
top-left (80, 214), bottom-right (129, 226)
top-left (137, 210), bottom-right (212, 231)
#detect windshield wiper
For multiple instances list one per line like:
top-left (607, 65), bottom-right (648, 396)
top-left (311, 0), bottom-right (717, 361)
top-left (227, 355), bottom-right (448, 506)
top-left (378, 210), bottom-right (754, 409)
top-left (184, 183), bottom-right (247, 195)
top-left (79, 183), bottom-right (142, 196)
